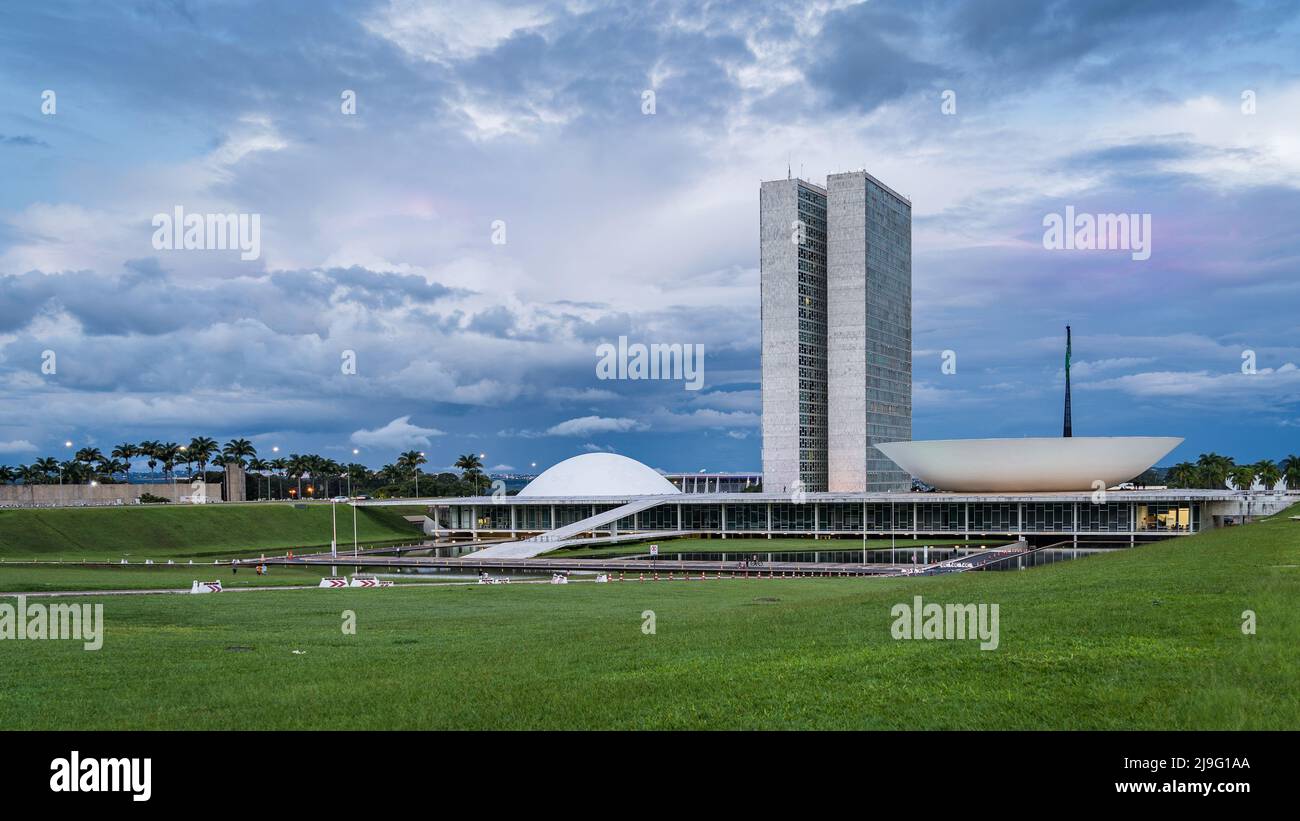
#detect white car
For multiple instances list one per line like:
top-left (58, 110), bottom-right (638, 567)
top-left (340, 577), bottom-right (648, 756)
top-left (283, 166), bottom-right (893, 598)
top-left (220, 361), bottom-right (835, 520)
top-left (330, 495), bottom-right (349, 503)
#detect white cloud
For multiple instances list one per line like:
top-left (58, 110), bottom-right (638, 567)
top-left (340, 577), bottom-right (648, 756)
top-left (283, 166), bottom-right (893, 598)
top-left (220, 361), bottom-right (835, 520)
top-left (365, 0), bottom-right (551, 62)
top-left (349, 415), bottom-right (445, 450)
top-left (545, 416), bottom-right (645, 436)
top-left (1068, 357), bottom-right (1157, 379)
top-left (1081, 363), bottom-right (1300, 400)
top-left (648, 408), bottom-right (760, 430)
top-left (0, 439), bottom-right (38, 454)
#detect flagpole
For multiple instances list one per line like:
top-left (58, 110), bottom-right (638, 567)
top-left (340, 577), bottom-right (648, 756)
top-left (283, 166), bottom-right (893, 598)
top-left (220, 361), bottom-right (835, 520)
top-left (1063, 325), bottom-right (1073, 437)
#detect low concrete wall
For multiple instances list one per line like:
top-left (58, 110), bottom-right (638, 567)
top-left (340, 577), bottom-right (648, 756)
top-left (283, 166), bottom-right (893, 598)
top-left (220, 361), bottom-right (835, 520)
top-left (0, 483), bottom-right (223, 507)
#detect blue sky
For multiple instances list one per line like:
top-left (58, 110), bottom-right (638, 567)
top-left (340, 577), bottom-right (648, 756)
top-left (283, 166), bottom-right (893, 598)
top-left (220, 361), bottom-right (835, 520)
top-left (1, 0), bottom-right (1298, 475)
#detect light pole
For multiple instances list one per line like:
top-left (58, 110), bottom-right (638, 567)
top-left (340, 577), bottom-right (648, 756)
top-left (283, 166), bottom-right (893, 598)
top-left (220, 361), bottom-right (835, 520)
top-left (330, 496), bottom-right (338, 577)
top-left (415, 451), bottom-right (425, 499)
top-left (61, 440), bottom-right (72, 506)
top-left (479, 453), bottom-right (486, 496)
top-left (349, 448), bottom-right (359, 559)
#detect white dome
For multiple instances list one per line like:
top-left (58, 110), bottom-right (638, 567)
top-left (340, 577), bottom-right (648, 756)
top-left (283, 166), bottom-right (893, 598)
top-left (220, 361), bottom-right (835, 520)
top-left (518, 453), bottom-right (682, 497)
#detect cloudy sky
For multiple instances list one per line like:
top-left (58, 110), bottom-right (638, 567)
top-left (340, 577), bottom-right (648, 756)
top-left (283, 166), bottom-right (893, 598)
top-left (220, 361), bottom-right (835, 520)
top-left (1, 0), bottom-right (1298, 475)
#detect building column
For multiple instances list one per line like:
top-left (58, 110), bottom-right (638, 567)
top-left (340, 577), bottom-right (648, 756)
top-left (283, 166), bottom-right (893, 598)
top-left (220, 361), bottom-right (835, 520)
top-left (720, 503), bottom-right (727, 539)
top-left (510, 505), bottom-right (516, 538)
top-left (470, 504), bottom-right (477, 538)
top-left (767, 502), bottom-right (772, 539)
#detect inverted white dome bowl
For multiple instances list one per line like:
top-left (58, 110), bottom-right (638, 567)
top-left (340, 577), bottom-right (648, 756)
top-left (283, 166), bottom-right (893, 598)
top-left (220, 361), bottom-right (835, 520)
top-left (875, 437), bottom-right (1183, 492)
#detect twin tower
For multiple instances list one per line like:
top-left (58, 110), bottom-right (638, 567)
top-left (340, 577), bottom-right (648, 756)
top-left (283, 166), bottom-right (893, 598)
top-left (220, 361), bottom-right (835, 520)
top-left (760, 170), bottom-right (912, 494)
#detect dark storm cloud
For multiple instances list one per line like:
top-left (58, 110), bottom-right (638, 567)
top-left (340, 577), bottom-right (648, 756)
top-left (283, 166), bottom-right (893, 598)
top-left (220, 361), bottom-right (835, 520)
top-left (945, 0), bottom-right (1300, 85)
top-left (0, 263), bottom-right (462, 337)
top-left (803, 2), bottom-right (944, 111)
top-left (452, 3), bottom-right (754, 128)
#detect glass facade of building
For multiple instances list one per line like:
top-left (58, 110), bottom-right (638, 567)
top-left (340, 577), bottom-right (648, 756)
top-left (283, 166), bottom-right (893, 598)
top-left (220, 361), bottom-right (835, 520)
top-left (436, 497), bottom-right (1207, 538)
top-left (796, 183), bottom-right (828, 492)
top-left (862, 178), bottom-right (912, 491)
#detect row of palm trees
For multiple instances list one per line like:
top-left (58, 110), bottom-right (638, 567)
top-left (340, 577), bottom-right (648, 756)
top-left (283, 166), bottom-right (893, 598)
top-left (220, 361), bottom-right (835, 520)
top-left (0, 440), bottom-right (492, 499)
top-left (1164, 453), bottom-right (1300, 491)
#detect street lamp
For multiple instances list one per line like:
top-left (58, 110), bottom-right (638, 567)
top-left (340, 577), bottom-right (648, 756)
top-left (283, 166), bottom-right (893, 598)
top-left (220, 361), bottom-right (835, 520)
top-left (60, 440), bottom-right (72, 506)
top-left (330, 494), bottom-right (338, 577)
top-left (344, 470), bottom-right (357, 561)
top-left (416, 451), bottom-right (425, 499)
top-left (479, 453), bottom-right (487, 496)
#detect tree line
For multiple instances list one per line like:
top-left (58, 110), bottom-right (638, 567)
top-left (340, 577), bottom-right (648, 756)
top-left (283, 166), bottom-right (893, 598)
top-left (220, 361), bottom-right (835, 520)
top-left (1161, 453), bottom-right (1300, 491)
top-left (0, 439), bottom-right (493, 500)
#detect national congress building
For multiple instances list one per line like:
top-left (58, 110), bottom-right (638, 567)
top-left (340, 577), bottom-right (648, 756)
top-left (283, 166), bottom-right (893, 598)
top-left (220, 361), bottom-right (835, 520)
top-left (760, 170), bottom-right (912, 494)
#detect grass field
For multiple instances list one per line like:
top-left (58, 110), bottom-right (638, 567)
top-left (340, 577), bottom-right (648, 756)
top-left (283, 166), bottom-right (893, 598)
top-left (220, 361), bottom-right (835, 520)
top-left (0, 502), bottom-right (425, 561)
top-left (1, 504), bottom-right (1296, 730)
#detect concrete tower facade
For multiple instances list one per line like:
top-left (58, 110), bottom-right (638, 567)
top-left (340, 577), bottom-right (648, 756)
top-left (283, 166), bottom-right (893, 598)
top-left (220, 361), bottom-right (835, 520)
top-left (825, 170), bottom-right (912, 492)
top-left (761, 169), bottom-right (912, 494)
top-left (760, 177), bottom-right (828, 494)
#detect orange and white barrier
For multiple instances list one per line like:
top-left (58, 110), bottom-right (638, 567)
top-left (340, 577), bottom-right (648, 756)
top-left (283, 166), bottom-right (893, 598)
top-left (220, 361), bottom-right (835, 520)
top-left (190, 580), bottom-right (222, 594)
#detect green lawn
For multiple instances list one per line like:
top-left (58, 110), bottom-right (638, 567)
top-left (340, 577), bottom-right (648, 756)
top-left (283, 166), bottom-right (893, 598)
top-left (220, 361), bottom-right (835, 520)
top-left (1, 505), bottom-right (1296, 730)
top-left (0, 502), bottom-right (425, 561)
top-left (548, 536), bottom-right (1000, 558)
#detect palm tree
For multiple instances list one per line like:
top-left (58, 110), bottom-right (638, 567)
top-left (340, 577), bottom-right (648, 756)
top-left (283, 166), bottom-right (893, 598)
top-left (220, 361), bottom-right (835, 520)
top-left (271, 457), bottom-right (288, 499)
top-left (60, 459), bottom-right (89, 485)
top-left (1280, 454), bottom-right (1300, 491)
top-left (188, 436), bottom-right (219, 480)
top-left (0, 465), bottom-right (16, 484)
top-left (320, 458), bottom-right (344, 497)
top-left (454, 453), bottom-right (485, 496)
top-left (247, 457), bottom-right (270, 500)
top-left (19, 464), bottom-right (45, 484)
top-left (74, 447), bottom-right (104, 482)
top-left (156, 442), bottom-right (181, 482)
top-left (1196, 453), bottom-right (1234, 489)
top-left (220, 439), bottom-right (257, 500)
top-left (1228, 464), bottom-right (1258, 492)
top-left (100, 458), bottom-right (127, 483)
top-left (399, 450), bottom-right (429, 497)
top-left (138, 440), bottom-right (161, 477)
top-left (1254, 460), bottom-right (1281, 491)
top-left (33, 456), bottom-right (60, 482)
top-left (111, 443), bottom-right (136, 479)
top-left (221, 438), bottom-right (257, 467)
top-left (287, 454), bottom-right (307, 498)
top-left (1166, 462), bottom-right (1197, 489)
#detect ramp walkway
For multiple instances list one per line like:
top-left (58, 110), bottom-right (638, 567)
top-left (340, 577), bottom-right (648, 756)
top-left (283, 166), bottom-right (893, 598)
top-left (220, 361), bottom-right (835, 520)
top-left (466, 498), bottom-right (671, 558)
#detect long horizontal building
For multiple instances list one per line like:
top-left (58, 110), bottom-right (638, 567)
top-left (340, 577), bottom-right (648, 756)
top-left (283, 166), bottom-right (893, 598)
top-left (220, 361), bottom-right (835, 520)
top-left (408, 489), bottom-right (1238, 544)
top-left (355, 454), bottom-right (1283, 555)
